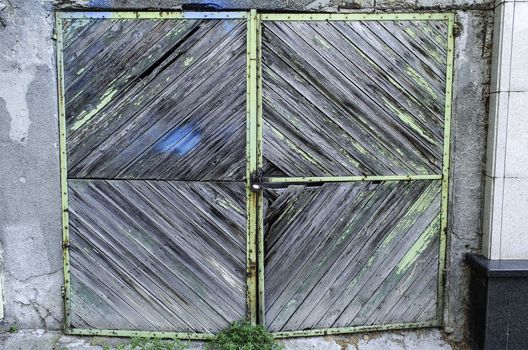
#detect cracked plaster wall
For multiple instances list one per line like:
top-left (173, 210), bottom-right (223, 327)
top-left (0, 0), bottom-right (493, 347)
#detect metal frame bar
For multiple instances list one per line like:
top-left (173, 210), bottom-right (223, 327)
top-left (255, 11), bottom-right (266, 327)
top-left (436, 13), bottom-right (455, 326)
top-left (264, 175), bottom-right (442, 184)
top-left (256, 12), bottom-right (455, 337)
top-left (246, 9), bottom-right (259, 326)
top-left (68, 328), bottom-right (214, 340)
top-left (55, 14), bottom-right (72, 331)
top-left (272, 321), bottom-right (437, 339)
top-left (56, 11), bottom-right (248, 19)
top-left (260, 13), bottom-right (451, 21)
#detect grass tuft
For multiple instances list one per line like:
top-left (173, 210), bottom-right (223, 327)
top-left (206, 321), bottom-right (283, 350)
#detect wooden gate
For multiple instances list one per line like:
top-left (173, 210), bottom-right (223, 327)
top-left (56, 11), bottom-right (454, 339)
top-left (257, 13), bottom-right (454, 337)
top-left (56, 12), bottom-right (254, 338)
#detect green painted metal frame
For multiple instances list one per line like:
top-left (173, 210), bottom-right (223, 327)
top-left (55, 10), bottom-right (254, 340)
top-left (273, 321), bottom-right (437, 339)
top-left (437, 13), bottom-right (455, 327)
top-left (264, 175), bottom-right (442, 184)
top-left (256, 12), bottom-right (456, 337)
top-left (246, 9), bottom-right (259, 326)
top-left (255, 11), bottom-right (266, 327)
top-left (58, 11), bottom-right (248, 19)
top-left (55, 14), bottom-right (71, 332)
top-left (56, 10), bottom-right (455, 340)
top-left (260, 13), bottom-right (451, 21)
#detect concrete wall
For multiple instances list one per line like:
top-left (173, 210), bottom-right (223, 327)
top-left (0, 0), bottom-right (494, 347)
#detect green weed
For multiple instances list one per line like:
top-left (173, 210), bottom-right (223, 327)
top-left (7, 324), bottom-right (18, 333)
top-left (207, 321), bottom-right (283, 350)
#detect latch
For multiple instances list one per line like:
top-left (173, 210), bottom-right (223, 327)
top-left (250, 169), bottom-right (264, 192)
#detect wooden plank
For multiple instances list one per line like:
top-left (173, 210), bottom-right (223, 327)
top-left (264, 181), bottom-right (441, 331)
top-left (311, 182), bottom-right (441, 329)
top-left (68, 179), bottom-right (247, 332)
top-left (69, 182), bottom-right (226, 331)
top-left (64, 18), bottom-right (247, 181)
top-left (366, 238), bottom-right (439, 325)
top-left (261, 20), bottom-right (447, 177)
top-left (332, 216), bottom-right (440, 327)
top-left (337, 21), bottom-right (444, 121)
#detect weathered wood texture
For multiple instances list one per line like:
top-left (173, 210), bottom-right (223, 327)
top-left (63, 18), bottom-right (246, 180)
top-left (61, 16), bottom-right (449, 335)
top-left (262, 20), bottom-right (447, 176)
top-left (68, 179), bottom-right (247, 332)
top-left (264, 180), bottom-right (441, 331)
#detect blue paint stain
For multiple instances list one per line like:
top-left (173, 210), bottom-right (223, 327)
top-left (156, 124), bottom-right (201, 156)
top-left (222, 20), bottom-right (236, 32)
top-left (205, 0), bottom-right (230, 8)
top-left (88, 0), bottom-right (111, 8)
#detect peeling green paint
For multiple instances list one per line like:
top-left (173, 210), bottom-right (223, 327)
top-left (313, 36), bottom-right (331, 49)
top-left (405, 65), bottom-right (439, 100)
top-left (382, 96), bottom-right (437, 146)
top-left (184, 56), bottom-right (194, 66)
top-left (396, 215), bottom-right (439, 275)
top-left (334, 182), bottom-right (440, 308)
top-left (70, 88), bottom-right (118, 132)
top-left (404, 27), bottom-right (417, 38)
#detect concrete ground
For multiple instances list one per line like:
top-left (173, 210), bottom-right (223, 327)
top-left (0, 329), bottom-right (454, 350)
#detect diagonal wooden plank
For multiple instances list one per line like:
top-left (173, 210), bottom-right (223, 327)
top-left (65, 19), bottom-right (225, 149)
top-left (321, 21), bottom-right (445, 132)
top-left (333, 217), bottom-right (440, 327)
top-left (65, 20), bottom-right (174, 115)
top-left (264, 180), bottom-right (441, 331)
top-left (366, 237), bottom-right (439, 325)
top-left (69, 182), bottom-right (228, 331)
top-left (263, 23), bottom-right (426, 176)
top-left (68, 179), bottom-right (247, 332)
top-left (65, 19), bottom-right (247, 181)
top-left (63, 18), bottom-right (95, 50)
top-left (261, 20), bottom-right (447, 177)
top-left (271, 181), bottom-right (428, 331)
top-left (314, 182), bottom-right (441, 329)
top-left (298, 21), bottom-right (444, 154)
top-left (377, 21), bottom-right (447, 81)
top-left (339, 21), bottom-right (444, 122)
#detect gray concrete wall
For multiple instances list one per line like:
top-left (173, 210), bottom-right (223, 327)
top-left (0, 0), bottom-right (493, 348)
top-left (0, 328), bottom-right (454, 350)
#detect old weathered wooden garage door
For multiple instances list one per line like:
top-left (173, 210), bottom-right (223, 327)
top-left (56, 11), bottom-right (454, 338)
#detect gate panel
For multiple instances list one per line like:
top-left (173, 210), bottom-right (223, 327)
top-left (264, 181), bottom-right (440, 332)
top-left (261, 19), bottom-right (447, 177)
top-left (68, 180), bottom-right (246, 332)
top-left (57, 12), bottom-right (250, 336)
top-left (259, 14), bottom-right (453, 335)
top-left (57, 11), bottom-right (453, 338)
top-left (64, 18), bottom-right (247, 180)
